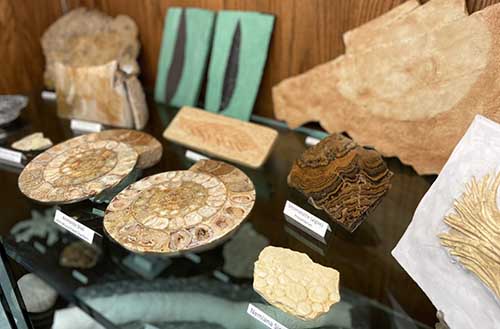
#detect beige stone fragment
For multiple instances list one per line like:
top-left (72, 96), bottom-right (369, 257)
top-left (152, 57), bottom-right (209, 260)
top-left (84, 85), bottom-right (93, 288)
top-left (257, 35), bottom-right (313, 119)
top-left (163, 107), bottom-right (278, 168)
top-left (253, 246), bottom-right (340, 320)
top-left (12, 132), bottom-right (52, 151)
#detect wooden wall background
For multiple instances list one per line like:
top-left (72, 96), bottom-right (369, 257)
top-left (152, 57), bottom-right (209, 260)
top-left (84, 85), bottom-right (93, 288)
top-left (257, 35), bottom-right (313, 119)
top-left (1, 0), bottom-right (499, 118)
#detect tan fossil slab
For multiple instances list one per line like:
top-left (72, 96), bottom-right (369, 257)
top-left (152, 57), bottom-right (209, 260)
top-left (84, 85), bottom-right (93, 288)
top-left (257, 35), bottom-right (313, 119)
top-left (253, 246), bottom-right (340, 320)
top-left (18, 137), bottom-right (137, 204)
top-left (85, 129), bottom-right (162, 169)
top-left (60, 241), bottom-right (100, 269)
top-left (163, 107), bottom-right (278, 168)
top-left (12, 132), bottom-right (53, 151)
top-left (439, 173), bottom-right (500, 298)
top-left (274, 3), bottom-right (500, 175)
top-left (41, 7), bottom-right (140, 89)
top-left (104, 161), bottom-right (255, 255)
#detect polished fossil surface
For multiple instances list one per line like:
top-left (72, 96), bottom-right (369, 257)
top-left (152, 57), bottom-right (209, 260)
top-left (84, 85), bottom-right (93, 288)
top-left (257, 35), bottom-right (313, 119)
top-left (12, 132), bottom-right (53, 152)
top-left (104, 160), bottom-right (255, 255)
top-left (253, 246), bottom-right (340, 320)
top-left (288, 134), bottom-right (393, 232)
top-left (60, 241), bottom-right (100, 269)
top-left (18, 137), bottom-right (137, 204)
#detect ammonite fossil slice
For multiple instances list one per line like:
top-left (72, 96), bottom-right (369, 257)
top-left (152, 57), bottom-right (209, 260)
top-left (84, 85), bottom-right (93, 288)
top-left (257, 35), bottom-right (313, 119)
top-left (288, 134), bottom-right (393, 232)
top-left (18, 137), bottom-right (137, 204)
top-left (85, 129), bottom-right (162, 169)
top-left (253, 246), bottom-right (340, 320)
top-left (104, 164), bottom-right (255, 255)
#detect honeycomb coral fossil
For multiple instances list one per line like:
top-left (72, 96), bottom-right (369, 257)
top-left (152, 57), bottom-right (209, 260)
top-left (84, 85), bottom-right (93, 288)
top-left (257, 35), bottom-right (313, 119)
top-left (439, 173), bottom-right (500, 298)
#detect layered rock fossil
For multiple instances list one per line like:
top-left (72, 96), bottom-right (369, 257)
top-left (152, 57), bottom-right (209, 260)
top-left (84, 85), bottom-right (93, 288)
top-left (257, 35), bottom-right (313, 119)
top-left (18, 136), bottom-right (137, 204)
top-left (12, 132), bottom-right (53, 152)
top-left (163, 107), bottom-right (278, 168)
top-left (103, 160), bottom-right (255, 255)
top-left (253, 246), bottom-right (340, 320)
top-left (439, 173), bottom-right (500, 298)
top-left (273, 0), bottom-right (500, 175)
top-left (288, 134), bottom-right (393, 232)
top-left (0, 95), bottom-right (28, 126)
top-left (60, 241), bottom-right (100, 269)
top-left (41, 7), bottom-right (140, 89)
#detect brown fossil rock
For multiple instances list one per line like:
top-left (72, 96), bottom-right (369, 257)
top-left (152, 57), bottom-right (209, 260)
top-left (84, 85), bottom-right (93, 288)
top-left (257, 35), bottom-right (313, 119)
top-left (41, 7), bottom-right (140, 89)
top-left (288, 134), bottom-right (392, 232)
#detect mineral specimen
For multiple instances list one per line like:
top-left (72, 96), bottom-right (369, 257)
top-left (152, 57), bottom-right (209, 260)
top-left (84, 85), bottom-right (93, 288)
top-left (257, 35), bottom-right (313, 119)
top-left (12, 132), bottom-right (53, 151)
top-left (0, 95), bottom-right (28, 126)
top-left (60, 241), bottom-right (100, 269)
top-left (288, 134), bottom-right (393, 232)
top-left (253, 246), bottom-right (340, 320)
top-left (439, 173), bottom-right (500, 298)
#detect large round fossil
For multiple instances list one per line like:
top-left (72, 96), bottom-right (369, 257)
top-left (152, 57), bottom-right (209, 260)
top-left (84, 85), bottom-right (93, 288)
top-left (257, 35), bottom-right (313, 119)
top-left (104, 161), bottom-right (255, 255)
top-left (18, 137), bottom-right (137, 204)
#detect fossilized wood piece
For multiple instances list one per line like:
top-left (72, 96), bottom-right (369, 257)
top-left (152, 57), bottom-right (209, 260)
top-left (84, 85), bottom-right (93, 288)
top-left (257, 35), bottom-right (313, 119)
top-left (104, 163), bottom-right (255, 255)
top-left (55, 61), bottom-right (148, 128)
top-left (18, 137), bottom-right (137, 204)
top-left (288, 134), bottom-right (393, 232)
top-left (60, 241), bottom-right (100, 269)
top-left (163, 107), bottom-right (278, 168)
top-left (439, 173), bottom-right (500, 298)
top-left (274, 3), bottom-right (500, 175)
top-left (85, 129), bottom-right (162, 169)
top-left (41, 7), bottom-right (140, 89)
top-left (12, 132), bottom-right (53, 151)
top-left (253, 246), bottom-right (340, 320)
top-left (0, 95), bottom-right (28, 126)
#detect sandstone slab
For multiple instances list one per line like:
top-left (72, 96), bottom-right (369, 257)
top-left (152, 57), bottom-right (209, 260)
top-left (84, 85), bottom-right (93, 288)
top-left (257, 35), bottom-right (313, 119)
top-left (12, 132), bottom-right (53, 152)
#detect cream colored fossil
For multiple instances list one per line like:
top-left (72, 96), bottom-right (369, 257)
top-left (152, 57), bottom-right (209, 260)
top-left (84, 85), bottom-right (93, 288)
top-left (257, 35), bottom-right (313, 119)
top-left (439, 173), bottom-right (500, 298)
top-left (12, 132), bottom-right (53, 151)
top-left (253, 246), bottom-right (340, 320)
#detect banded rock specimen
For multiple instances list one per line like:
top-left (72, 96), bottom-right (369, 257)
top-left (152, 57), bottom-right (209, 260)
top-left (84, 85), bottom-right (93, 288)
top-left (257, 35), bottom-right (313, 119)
top-left (253, 246), bottom-right (340, 320)
top-left (104, 160), bottom-right (255, 255)
top-left (439, 173), bottom-right (500, 298)
top-left (41, 7), bottom-right (140, 89)
top-left (12, 132), bottom-right (53, 152)
top-left (163, 107), bottom-right (278, 168)
top-left (288, 134), bottom-right (393, 232)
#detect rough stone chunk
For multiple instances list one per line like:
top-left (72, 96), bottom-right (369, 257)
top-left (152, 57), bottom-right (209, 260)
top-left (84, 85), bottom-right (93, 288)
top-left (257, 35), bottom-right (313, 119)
top-left (253, 246), bottom-right (340, 320)
top-left (12, 132), bottom-right (53, 151)
top-left (60, 241), bottom-right (100, 269)
top-left (0, 95), bottom-right (27, 126)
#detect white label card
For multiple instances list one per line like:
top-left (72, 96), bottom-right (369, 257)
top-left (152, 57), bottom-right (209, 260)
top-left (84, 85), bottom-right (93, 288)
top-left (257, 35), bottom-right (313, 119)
top-left (0, 147), bottom-right (23, 164)
top-left (185, 150), bottom-right (209, 162)
top-left (247, 304), bottom-right (288, 329)
top-left (41, 90), bottom-right (56, 100)
top-left (70, 119), bottom-right (102, 133)
top-left (305, 136), bottom-right (321, 146)
top-left (284, 201), bottom-right (331, 237)
top-left (54, 210), bottom-right (95, 244)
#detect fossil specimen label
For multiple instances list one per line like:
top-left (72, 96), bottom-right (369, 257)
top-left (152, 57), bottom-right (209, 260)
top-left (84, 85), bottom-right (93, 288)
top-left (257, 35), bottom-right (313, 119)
top-left (85, 130), bottom-right (162, 169)
top-left (273, 1), bottom-right (500, 175)
top-left (104, 161), bottom-right (255, 255)
top-left (18, 137), bottom-right (137, 204)
top-left (12, 132), bottom-right (52, 152)
top-left (163, 107), bottom-right (278, 168)
top-left (253, 246), bottom-right (340, 320)
top-left (439, 173), bottom-right (500, 298)
top-left (288, 134), bottom-right (392, 232)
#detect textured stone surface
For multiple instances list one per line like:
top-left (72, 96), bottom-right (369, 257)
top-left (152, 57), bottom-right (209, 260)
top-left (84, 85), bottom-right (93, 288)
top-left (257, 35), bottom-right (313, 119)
top-left (273, 1), bottom-right (500, 175)
top-left (41, 7), bottom-right (140, 89)
top-left (104, 160), bottom-right (255, 255)
top-left (17, 274), bottom-right (57, 313)
top-left (60, 241), bottom-right (100, 269)
top-left (439, 173), bottom-right (500, 298)
top-left (18, 137), bottom-right (137, 204)
top-left (163, 107), bottom-right (278, 168)
top-left (12, 132), bottom-right (52, 151)
top-left (253, 246), bottom-right (340, 320)
top-left (0, 95), bottom-right (27, 126)
top-left (288, 134), bottom-right (392, 232)
top-left (85, 129), bottom-right (162, 169)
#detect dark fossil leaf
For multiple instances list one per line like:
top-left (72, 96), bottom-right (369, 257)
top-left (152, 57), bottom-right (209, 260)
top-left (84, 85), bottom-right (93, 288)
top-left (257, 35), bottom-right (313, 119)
top-left (220, 20), bottom-right (241, 110)
top-left (165, 9), bottom-right (187, 104)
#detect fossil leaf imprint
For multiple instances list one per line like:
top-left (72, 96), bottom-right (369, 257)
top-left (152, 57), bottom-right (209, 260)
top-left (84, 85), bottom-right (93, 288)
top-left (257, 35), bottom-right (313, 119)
top-left (439, 173), bottom-right (500, 298)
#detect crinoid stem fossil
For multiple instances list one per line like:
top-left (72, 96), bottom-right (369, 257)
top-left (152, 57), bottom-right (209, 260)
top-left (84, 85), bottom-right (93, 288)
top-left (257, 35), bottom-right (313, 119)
top-left (439, 173), bottom-right (500, 298)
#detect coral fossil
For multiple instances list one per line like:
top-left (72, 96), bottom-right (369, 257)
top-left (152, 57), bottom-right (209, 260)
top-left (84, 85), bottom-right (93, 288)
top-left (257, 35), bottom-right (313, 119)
top-left (439, 173), bottom-right (500, 298)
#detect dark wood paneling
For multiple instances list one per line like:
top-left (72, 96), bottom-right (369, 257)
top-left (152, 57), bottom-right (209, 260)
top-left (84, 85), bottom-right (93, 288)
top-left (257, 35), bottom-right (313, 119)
top-left (1, 0), bottom-right (500, 118)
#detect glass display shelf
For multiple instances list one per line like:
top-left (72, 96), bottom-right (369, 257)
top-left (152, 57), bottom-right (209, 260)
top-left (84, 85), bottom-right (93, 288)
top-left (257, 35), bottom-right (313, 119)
top-left (0, 92), bottom-right (436, 329)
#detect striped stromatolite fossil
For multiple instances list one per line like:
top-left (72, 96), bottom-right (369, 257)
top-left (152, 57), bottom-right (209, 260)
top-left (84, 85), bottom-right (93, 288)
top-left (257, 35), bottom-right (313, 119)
top-left (287, 134), bottom-right (393, 232)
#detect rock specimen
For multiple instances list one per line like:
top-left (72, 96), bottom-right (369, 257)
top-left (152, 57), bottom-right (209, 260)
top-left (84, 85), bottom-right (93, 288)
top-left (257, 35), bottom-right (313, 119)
top-left (17, 274), bottom-right (58, 314)
top-left (439, 173), bottom-right (500, 298)
top-left (0, 95), bottom-right (28, 126)
top-left (273, 0), bottom-right (500, 175)
top-left (18, 136), bottom-right (137, 204)
top-left (163, 107), bottom-right (278, 168)
top-left (12, 132), bottom-right (53, 151)
top-left (41, 7), bottom-right (140, 89)
top-left (253, 246), bottom-right (340, 320)
top-left (60, 241), bottom-right (100, 269)
top-left (104, 160), bottom-right (255, 255)
top-left (85, 129), bottom-right (162, 169)
top-left (288, 134), bottom-right (392, 232)
top-left (54, 61), bottom-right (148, 129)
